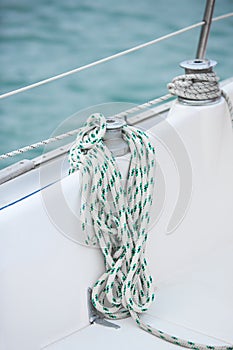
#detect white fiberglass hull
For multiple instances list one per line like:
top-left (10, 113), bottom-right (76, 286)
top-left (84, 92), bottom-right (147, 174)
top-left (0, 80), bottom-right (233, 350)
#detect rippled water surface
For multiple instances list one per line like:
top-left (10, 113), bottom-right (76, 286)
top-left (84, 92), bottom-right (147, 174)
top-left (0, 0), bottom-right (232, 166)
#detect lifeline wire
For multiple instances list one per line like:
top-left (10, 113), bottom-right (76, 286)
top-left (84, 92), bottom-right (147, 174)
top-left (68, 114), bottom-right (233, 350)
top-left (0, 12), bottom-right (232, 100)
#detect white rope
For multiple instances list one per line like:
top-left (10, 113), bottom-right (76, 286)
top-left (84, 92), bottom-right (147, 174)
top-left (222, 90), bottom-right (233, 119)
top-left (69, 112), bottom-right (156, 316)
top-left (115, 93), bottom-right (172, 120)
top-left (168, 72), bottom-right (221, 100)
top-left (0, 94), bottom-right (173, 160)
top-left (0, 128), bottom-right (80, 160)
top-left (168, 71), bottom-right (233, 120)
top-left (69, 113), bottom-right (233, 350)
top-left (0, 12), bottom-right (232, 100)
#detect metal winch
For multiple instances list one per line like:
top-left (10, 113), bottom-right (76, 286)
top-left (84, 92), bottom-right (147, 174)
top-left (178, 58), bottom-right (221, 106)
top-left (103, 117), bottom-right (129, 157)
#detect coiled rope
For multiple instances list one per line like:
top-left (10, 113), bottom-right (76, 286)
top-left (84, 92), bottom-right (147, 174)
top-left (69, 113), bottom-right (233, 350)
top-left (168, 71), bottom-right (233, 120)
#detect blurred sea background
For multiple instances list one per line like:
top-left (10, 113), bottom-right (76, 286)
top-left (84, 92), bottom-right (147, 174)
top-left (0, 0), bottom-right (232, 168)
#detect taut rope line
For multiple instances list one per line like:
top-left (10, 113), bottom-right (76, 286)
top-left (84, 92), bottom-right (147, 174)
top-left (69, 113), bottom-right (233, 350)
top-left (0, 93), bottom-right (173, 160)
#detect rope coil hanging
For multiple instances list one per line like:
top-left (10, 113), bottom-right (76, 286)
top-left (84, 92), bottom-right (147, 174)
top-left (69, 113), bottom-right (233, 350)
top-left (69, 113), bottom-right (156, 317)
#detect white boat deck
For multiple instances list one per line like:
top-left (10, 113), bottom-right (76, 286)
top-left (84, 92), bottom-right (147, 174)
top-left (0, 81), bottom-right (233, 350)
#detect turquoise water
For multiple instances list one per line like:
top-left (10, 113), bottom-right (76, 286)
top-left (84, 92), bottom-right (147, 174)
top-left (0, 0), bottom-right (232, 167)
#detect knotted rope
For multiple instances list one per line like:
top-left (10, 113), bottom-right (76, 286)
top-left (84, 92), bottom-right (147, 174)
top-left (168, 71), bottom-right (233, 121)
top-left (69, 113), bottom-right (156, 316)
top-left (69, 113), bottom-right (232, 350)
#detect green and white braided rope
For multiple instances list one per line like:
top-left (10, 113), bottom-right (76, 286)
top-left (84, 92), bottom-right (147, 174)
top-left (69, 113), bottom-right (232, 350)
